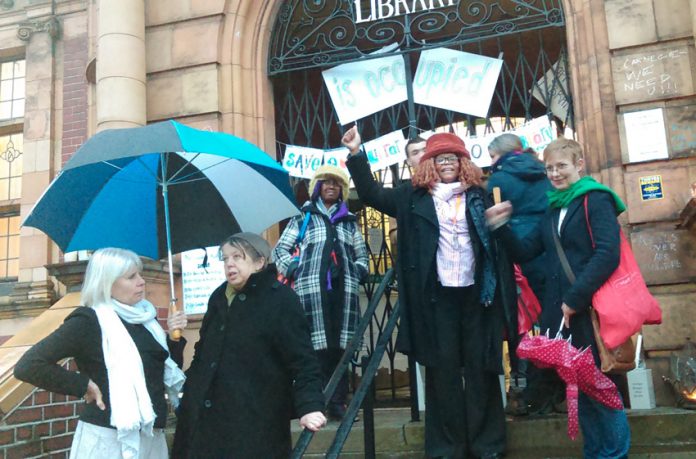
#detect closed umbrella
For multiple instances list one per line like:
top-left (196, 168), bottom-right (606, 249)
top-left (517, 320), bottom-right (623, 439)
top-left (23, 120), bottom-right (299, 336)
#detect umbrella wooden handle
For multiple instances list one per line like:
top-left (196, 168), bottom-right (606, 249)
top-left (169, 301), bottom-right (182, 342)
top-left (493, 186), bottom-right (502, 205)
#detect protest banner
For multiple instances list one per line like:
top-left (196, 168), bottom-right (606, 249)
top-left (322, 53), bottom-right (408, 125)
top-left (282, 130), bottom-right (407, 178)
top-left (532, 61), bottom-right (572, 127)
top-left (413, 47), bottom-right (503, 118)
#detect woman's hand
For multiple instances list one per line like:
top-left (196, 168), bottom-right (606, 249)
top-left (84, 379), bottom-right (105, 410)
top-left (561, 303), bottom-right (576, 328)
top-left (341, 126), bottom-right (362, 155)
top-left (167, 310), bottom-right (188, 335)
top-left (485, 201), bottom-right (513, 230)
top-left (300, 411), bottom-right (327, 432)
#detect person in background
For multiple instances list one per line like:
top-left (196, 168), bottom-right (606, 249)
top-left (344, 126), bottom-right (506, 459)
top-left (389, 135), bottom-right (427, 257)
top-left (272, 166), bottom-right (369, 421)
top-left (485, 138), bottom-right (631, 458)
top-left (173, 232), bottom-right (326, 458)
top-left (405, 136), bottom-right (427, 167)
top-left (15, 247), bottom-right (187, 459)
top-left (487, 133), bottom-right (557, 415)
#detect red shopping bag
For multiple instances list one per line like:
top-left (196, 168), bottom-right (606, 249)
top-left (583, 197), bottom-right (662, 349)
top-left (516, 264), bottom-right (542, 335)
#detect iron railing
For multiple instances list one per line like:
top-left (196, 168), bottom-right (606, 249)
top-left (291, 268), bottom-right (404, 458)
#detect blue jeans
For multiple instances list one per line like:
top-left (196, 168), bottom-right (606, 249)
top-left (578, 392), bottom-right (630, 458)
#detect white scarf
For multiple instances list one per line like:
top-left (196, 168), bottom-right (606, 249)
top-left (93, 299), bottom-right (186, 459)
top-left (432, 182), bottom-right (468, 203)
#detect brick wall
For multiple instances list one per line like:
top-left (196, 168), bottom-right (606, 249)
top-left (61, 37), bottom-right (88, 166)
top-left (0, 361), bottom-right (81, 459)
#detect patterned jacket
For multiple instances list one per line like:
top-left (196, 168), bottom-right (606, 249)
top-left (272, 201), bottom-right (369, 350)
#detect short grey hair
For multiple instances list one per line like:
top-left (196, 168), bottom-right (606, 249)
top-left (488, 133), bottom-right (523, 156)
top-left (81, 248), bottom-right (143, 307)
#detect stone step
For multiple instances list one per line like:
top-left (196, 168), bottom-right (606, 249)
top-left (290, 407), bottom-right (696, 458)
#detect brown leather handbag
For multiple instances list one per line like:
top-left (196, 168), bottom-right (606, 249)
top-left (589, 308), bottom-right (636, 373)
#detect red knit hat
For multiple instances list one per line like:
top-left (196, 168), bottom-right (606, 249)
top-left (421, 133), bottom-right (470, 163)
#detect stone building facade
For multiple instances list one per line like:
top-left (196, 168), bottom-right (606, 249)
top-left (0, 0), bottom-right (695, 456)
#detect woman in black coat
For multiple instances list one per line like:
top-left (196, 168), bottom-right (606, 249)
top-left (172, 232), bottom-right (326, 459)
top-left (486, 138), bottom-right (631, 458)
top-left (343, 127), bottom-right (506, 459)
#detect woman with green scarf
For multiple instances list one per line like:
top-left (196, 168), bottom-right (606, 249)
top-left (485, 138), bottom-right (630, 458)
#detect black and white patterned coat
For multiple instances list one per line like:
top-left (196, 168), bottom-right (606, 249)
top-left (273, 201), bottom-right (369, 350)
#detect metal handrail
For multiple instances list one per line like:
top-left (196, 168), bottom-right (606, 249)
top-left (326, 299), bottom-right (401, 458)
top-left (291, 268), bottom-right (396, 458)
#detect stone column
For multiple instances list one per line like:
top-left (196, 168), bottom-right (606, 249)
top-left (692, 0), bottom-right (696, 41)
top-left (561, 0), bottom-right (625, 201)
top-left (96, 0), bottom-right (146, 131)
top-left (11, 16), bottom-right (61, 318)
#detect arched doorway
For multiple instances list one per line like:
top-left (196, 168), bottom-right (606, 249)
top-left (268, 1), bottom-right (572, 266)
top-left (267, 0), bottom-right (573, 404)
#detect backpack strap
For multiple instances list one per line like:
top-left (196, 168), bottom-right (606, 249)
top-left (296, 212), bottom-right (311, 244)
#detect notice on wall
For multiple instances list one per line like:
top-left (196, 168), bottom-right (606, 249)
top-left (665, 103), bottom-right (696, 158)
top-left (181, 247), bottom-right (225, 315)
top-left (322, 52), bottom-right (407, 125)
top-left (413, 47), bottom-right (503, 118)
top-left (623, 108), bottom-right (669, 163)
top-left (639, 175), bottom-right (663, 201)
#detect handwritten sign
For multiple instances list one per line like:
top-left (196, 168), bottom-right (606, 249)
top-left (630, 228), bottom-right (696, 285)
top-left (282, 130), bottom-right (406, 178)
top-left (639, 175), bottom-right (663, 201)
top-left (322, 53), bottom-right (407, 125)
top-left (532, 61), bottom-right (572, 127)
top-left (623, 109), bottom-right (669, 163)
top-left (181, 247), bottom-right (225, 315)
top-left (613, 45), bottom-right (694, 105)
top-left (413, 47), bottom-right (503, 118)
top-left (446, 116), bottom-right (557, 168)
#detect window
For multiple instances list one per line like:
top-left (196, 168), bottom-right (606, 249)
top-left (0, 133), bottom-right (22, 200)
top-left (0, 59), bottom-right (25, 121)
top-left (0, 213), bottom-right (20, 278)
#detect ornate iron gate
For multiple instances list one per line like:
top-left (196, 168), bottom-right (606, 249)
top-left (268, 0), bottom-right (572, 405)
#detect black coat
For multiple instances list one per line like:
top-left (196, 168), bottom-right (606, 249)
top-left (496, 190), bottom-right (620, 362)
top-left (346, 153), bottom-right (506, 370)
top-left (172, 265), bottom-right (324, 459)
top-left (14, 306), bottom-right (185, 429)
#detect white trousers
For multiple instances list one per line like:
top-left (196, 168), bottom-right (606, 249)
top-left (69, 420), bottom-right (168, 459)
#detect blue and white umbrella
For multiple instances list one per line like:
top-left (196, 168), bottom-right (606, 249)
top-left (23, 120), bottom-right (299, 315)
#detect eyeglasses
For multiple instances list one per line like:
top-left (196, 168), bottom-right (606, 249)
top-left (434, 156), bottom-right (459, 165)
top-left (545, 163), bottom-right (572, 174)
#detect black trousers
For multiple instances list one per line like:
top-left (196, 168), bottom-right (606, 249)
top-left (424, 285), bottom-right (506, 458)
top-left (317, 348), bottom-right (348, 407)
